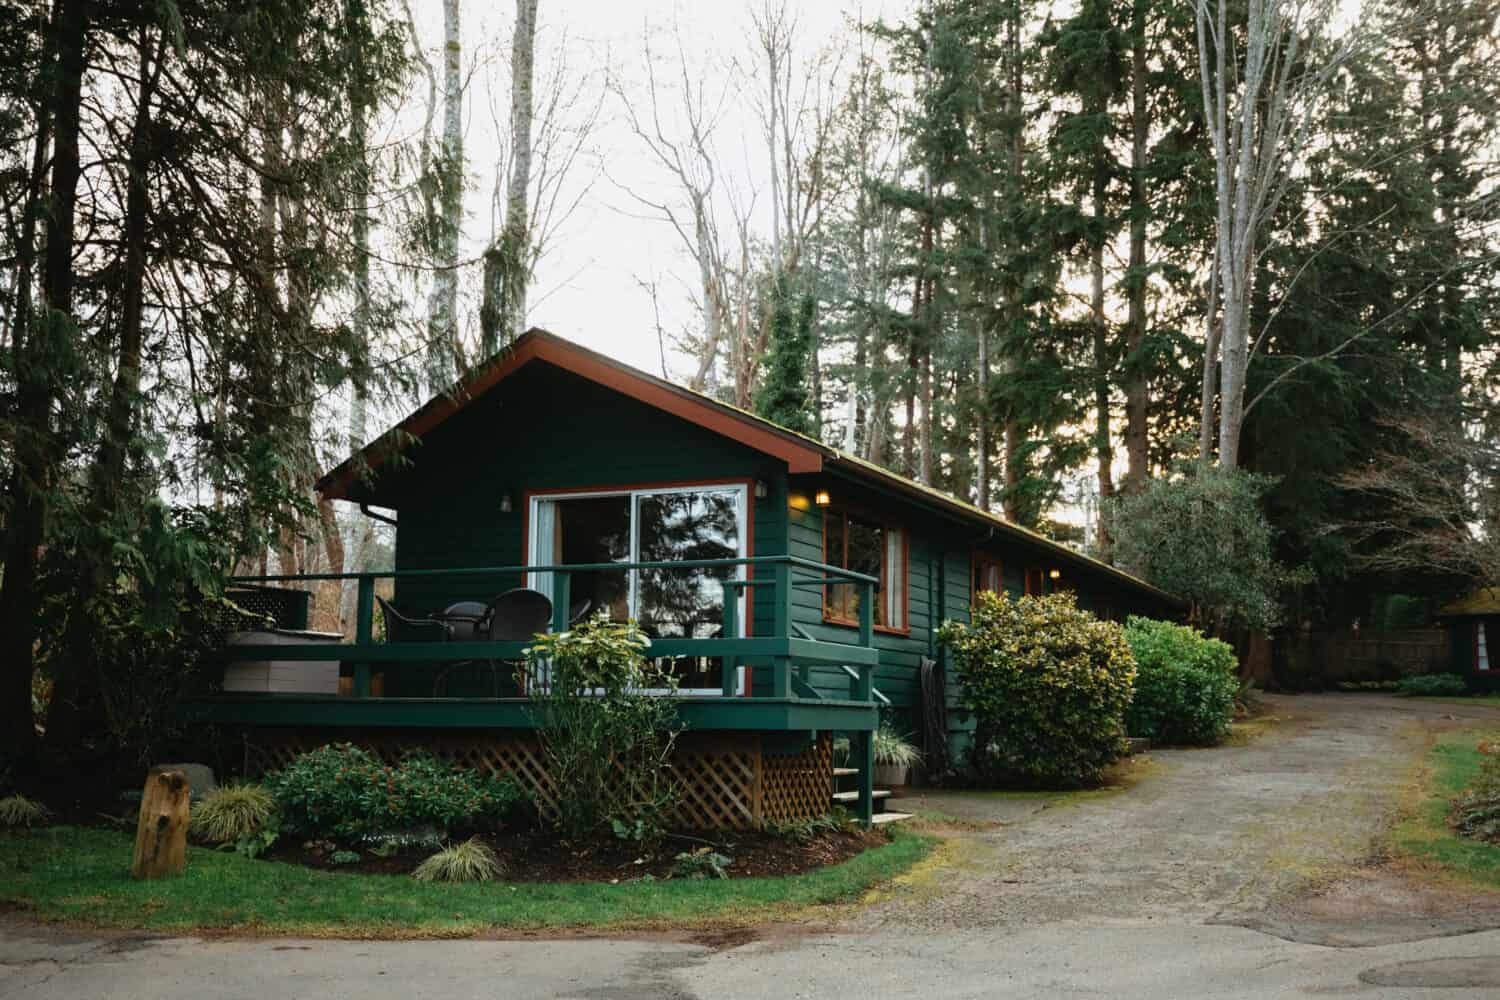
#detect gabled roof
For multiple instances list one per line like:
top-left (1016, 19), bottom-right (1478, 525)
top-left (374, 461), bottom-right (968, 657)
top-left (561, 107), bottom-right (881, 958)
top-left (321, 328), bottom-right (1180, 606)
top-left (1438, 588), bottom-right (1500, 618)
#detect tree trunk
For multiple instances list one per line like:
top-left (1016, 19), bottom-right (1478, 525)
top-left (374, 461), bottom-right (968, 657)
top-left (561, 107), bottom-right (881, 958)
top-left (1092, 163), bottom-right (1114, 546)
top-left (131, 768), bottom-right (190, 880)
top-left (2, 0), bottom-right (88, 754)
top-left (426, 0), bottom-right (462, 389)
top-left (1122, 0), bottom-right (1150, 492)
top-left (53, 28), bottom-right (166, 753)
top-left (481, 0), bottom-right (538, 355)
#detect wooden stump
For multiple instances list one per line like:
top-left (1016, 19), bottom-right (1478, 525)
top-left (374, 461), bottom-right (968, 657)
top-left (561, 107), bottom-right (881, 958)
top-left (131, 768), bottom-right (190, 879)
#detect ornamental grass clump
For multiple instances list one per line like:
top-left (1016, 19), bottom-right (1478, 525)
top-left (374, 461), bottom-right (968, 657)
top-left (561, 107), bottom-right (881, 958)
top-left (0, 794), bottom-right (50, 828)
top-left (1123, 617), bottom-right (1239, 746)
top-left (189, 784), bottom-right (276, 845)
top-left (413, 837), bottom-right (504, 883)
top-left (938, 591), bottom-right (1136, 788)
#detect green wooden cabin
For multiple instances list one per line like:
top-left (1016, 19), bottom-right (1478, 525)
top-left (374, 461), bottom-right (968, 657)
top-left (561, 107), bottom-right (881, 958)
top-left (187, 330), bottom-right (1179, 827)
top-left (1437, 589), bottom-right (1499, 691)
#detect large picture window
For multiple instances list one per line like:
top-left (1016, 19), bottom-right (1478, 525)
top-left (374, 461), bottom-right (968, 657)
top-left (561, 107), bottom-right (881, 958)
top-left (823, 508), bottom-right (907, 631)
top-left (528, 483), bottom-right (748, 694)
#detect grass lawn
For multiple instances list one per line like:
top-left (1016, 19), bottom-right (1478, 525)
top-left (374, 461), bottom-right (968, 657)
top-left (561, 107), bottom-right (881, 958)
top-left (1393, 729), bottom-right (1500, 888)
top-left (0, 825), bottom-right (934, 937)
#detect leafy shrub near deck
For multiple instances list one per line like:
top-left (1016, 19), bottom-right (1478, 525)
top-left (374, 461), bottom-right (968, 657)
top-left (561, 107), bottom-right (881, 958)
top-left (523, 614), bottom-right (682, 844)
top-left (1395, 673), bottom-right (1469, 698)
top-left (938, 592), bottom-right (1136, 788)
top-left (266, 744), bottom-right (528, 842)
top-left (1123, 617), bottom-right (1239, 746)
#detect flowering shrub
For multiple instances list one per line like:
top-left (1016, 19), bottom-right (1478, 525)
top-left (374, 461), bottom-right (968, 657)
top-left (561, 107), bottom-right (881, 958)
top-left (1123, 617), bottom-right (1239, 746)
top-left (266, 744), bottom-right (528, 841)
top-left (938, 591), bottom-right (1136, 787)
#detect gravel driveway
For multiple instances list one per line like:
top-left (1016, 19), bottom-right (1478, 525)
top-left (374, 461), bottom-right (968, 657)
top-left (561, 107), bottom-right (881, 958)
top-left (4, 694), bottom-right (1500, 999)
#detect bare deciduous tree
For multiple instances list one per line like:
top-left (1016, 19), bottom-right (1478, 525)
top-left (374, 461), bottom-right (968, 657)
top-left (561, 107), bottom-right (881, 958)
top-left (1194, 0), bottom-right (1359, 466)
top-left (1338, 415), bottom-right (1500, 589)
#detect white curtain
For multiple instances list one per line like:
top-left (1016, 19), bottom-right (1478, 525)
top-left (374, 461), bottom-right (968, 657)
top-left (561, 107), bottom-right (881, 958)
top-left (885, 528), bottom-right (906, 629)
top-left (530, 499), bottom-right (557, 609)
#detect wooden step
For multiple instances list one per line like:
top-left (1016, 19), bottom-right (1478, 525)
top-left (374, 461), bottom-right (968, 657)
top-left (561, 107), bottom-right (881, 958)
top-left (871, 811), bottom-right (913, 826)
top-left (831, 789), bottom-right (891, 804)
top-left (832, 767), bottom-right (859, 777)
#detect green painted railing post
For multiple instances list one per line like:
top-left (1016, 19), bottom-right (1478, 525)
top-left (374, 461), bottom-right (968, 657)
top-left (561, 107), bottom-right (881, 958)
top-left (772, 559), bottom-right (792, 699)
top-left (353, 575), bottom-right (374, 697)
top-left (858, 580), bottom-right (874, 648)
top-left (550, 572), bottom-right (572, 634)
top-left (721, 581), bottom-right (739, 697)
top-left (855, 728), bottom-right (875, 828)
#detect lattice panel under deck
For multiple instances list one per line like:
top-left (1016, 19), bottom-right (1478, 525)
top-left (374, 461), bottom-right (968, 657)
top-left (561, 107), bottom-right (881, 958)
top-left (244, 729), bottom-right (833, 829)
top-left (670, 747), bottom-right (759, 829)
top-left (760, 733), bottom-right (833, 822)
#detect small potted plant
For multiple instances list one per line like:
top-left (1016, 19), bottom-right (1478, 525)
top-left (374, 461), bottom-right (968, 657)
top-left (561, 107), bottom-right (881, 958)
top-left (872, 722), bottom-right (921, 787)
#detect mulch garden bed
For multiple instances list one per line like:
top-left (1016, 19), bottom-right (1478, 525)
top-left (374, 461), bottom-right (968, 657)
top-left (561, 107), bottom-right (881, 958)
top-left (271, 825), bottom-right (885, 882)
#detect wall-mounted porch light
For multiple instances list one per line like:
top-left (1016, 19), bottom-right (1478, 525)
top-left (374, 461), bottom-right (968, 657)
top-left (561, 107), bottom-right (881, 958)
top-left (814, 489), bottom-right (832, 507)
top-left (499, 492), bottom-right (514, 514)
top-left (1048, 568), bottom-right (1061, 580)
top-left (754, 480), bottom-right (769, 500)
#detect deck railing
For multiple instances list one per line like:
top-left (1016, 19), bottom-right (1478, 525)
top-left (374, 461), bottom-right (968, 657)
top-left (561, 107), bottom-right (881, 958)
top-left (223, 555), bottom-right (881, 705)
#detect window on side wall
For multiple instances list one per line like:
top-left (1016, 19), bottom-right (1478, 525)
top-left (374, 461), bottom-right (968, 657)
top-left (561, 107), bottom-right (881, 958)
top-left (1024, 567), bottom-right (1045, 597)
top-left (824, 508), bottom-right (907, 631)
top-left (973, 557), bottom-right (1004, 605)
top-left (1478, 621), bottom-right (1491, 672)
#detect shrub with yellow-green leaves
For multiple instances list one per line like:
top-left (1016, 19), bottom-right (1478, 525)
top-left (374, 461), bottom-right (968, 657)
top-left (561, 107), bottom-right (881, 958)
top-left (938, 591), bottom-right (1137, 788)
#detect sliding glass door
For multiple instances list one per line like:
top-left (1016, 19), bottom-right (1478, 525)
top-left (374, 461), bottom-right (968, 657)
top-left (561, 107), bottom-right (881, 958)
top-left (528, 483), bottom-right (748, 694)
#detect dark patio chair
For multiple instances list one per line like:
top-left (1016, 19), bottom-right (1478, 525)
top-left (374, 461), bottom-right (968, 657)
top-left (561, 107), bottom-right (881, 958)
top-left (376, 596), bottom-right (451, 643)
top-left (434, 589), bottom-right (554, 698)
top-left (434, 600), bottom-right (490, 641)
top-left (487, 588), bottom-right (555, 640)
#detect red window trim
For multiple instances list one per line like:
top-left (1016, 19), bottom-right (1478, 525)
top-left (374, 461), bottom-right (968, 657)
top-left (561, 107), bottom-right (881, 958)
top-left (821, 506), bottom-right (911, 635)
top-left (971, 554), bottom-right (1004, 606)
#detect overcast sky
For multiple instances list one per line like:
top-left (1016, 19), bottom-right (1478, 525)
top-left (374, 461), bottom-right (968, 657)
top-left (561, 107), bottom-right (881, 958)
top-left (402, 0), bottom-right (911, 377)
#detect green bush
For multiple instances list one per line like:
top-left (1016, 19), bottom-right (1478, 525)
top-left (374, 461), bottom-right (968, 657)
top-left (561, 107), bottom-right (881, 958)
top-left (266, 744), bottom-right (529, 842)
top-left (1453, 750), bottom-right (1500, 844)
top-left (1123, 617), bottom-right (1239, 746)
top-left (523, 615), bottom-right (681, 843)
top-left (1395, 673), bottom-right (1469, 697)
top-left (937, 591), bottom-right (1136, 788)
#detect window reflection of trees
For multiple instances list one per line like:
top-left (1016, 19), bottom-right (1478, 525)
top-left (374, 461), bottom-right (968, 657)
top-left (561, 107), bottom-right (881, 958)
top-left (636, 490), bottom-right (740, 640)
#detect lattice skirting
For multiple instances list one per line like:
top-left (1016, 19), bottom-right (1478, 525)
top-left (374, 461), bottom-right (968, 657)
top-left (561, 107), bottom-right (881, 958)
top-left (242, 729), bottom-right (832, 830)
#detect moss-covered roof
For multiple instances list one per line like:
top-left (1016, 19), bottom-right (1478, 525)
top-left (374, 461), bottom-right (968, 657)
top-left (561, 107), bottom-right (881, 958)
top-left (1438, 588), bottom-right (1500, 618)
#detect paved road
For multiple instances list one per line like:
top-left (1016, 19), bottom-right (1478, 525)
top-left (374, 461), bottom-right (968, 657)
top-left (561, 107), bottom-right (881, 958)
top-left (4, 694), bottom-right (1500, 999)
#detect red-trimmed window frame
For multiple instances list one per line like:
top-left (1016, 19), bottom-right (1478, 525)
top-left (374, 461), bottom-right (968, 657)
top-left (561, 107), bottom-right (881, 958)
top-left (972, 555), bottom-right (1004, 606)
top-left (1024, 567), bottom-right (1046, 597)
top-left (821, 506), bottom-right (910, 635)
